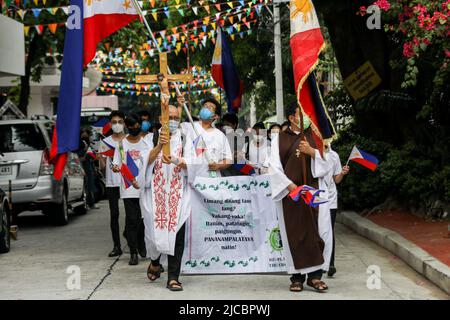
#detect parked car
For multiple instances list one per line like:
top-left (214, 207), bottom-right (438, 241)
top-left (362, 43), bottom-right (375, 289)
top-left (0, 188), bottom-right (10, 253)
top-left (0, 119), bottom-right (88, 226)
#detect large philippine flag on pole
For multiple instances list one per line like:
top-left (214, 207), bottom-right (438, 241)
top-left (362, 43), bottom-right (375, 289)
top-left (50, 0), bottom-right (138, 180)
top-left (211, 27), bottom-right (244, 113)
top-left (290, 0), bottom-right (335, 156)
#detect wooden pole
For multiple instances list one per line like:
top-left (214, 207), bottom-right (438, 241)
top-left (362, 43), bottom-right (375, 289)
top-left (299, 105), bottom-right (307, 185)
top-left (131, 0), bottom-right (211, 163)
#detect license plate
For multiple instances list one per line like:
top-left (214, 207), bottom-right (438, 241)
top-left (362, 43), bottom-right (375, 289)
top-left (0, 166), bottom-right (12, 176)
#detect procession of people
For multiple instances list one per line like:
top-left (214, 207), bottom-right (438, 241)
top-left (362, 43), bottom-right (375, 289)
top-left (97, 95), bottom-right (349, 293)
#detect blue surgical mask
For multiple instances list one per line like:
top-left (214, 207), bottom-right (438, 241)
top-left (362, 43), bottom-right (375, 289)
top-left (199, 107), bottom-right (213, 121)
top-left (168, 120), bottom-right (179, 133)
top-left (141, 120), bottom-right (151, 133)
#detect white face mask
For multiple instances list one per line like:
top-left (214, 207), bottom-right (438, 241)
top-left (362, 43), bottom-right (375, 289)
top-left (254, 134), bottom-right (265, 143)
top-left (223, 125), bottom-right (233, 131)
top-left (112, 123), bottom-right (124, 134)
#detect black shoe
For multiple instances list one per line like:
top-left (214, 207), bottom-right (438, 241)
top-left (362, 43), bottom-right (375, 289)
top-left (138, 247), bottom-right (147, 258)
top-left (108, 247), bottom-right (122, 257)
top-left (129, 253), bottom-right (139, 265)
top-left (328, 266), bottom-right (337, 277)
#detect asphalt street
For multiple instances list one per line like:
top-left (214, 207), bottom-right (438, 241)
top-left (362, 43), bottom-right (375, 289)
top-left (0, 201), bottom-right (448, 300)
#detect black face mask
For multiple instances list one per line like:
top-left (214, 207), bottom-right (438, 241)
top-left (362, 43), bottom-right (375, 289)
top-left (127, 127), bottom-right (141, 136)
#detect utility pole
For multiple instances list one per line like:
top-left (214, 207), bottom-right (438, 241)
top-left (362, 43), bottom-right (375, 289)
top-left (273, 2), bottom-right (284, 124)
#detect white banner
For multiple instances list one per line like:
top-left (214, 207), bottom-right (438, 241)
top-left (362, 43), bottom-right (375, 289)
top-left (181, 175), bottom-right (286, 274)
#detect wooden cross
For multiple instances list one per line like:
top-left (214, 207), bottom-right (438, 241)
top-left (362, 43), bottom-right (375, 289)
top-left (135, 52), bottom-right (192, 156)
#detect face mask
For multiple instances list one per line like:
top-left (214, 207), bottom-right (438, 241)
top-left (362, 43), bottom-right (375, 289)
top-left (297, 114), bottom-right (311, 130)
top-left (127, 127), bottom-right (141, 136)
top-left (112, 123), bottom-right (124, 134)
top-left (168, 120), bottom-right (179, 133)
top-left (199, 107), bottom-right (214, 121)
top-left (141, 121), bottom-right (151, 133)
top-left (223, 125), bottom-right (233, 132)
top-left (254, 134), bottom-right (265, 143)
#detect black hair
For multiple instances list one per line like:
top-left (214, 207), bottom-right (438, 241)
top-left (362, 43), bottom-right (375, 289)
top-left (222, 113), bottom-right (239, 126)
top-left (281, 121), bottom-right (290, 128)
top-left (109, 110), bottom-right (125, 120)
top-left (152, 123), bottom-right (162, 131)
top-left (137, 110), bottom-right (151, 120)
top-left (252, 122), bottom-right (266, 130)
top-left (285, 101), bottom-right (299, 120)
top-left (201, 97), bottom-right (221, 115)
top-left (125, 113), bottom-right (140, 127)
top-left (269, 123), bottom-right (282, 131)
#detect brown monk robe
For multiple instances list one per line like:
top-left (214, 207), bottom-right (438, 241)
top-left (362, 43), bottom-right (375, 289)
top-left (278, 127), bottom-right (325, 270)
top-left (269, 103), bottom-right (330, 292)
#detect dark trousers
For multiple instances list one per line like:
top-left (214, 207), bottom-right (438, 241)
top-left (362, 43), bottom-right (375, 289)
top-left (82, 159), bottom-right (97, 207)
top-left (123, 198), bottom-right (145, 255)
top-left (106, 187), bottom-right (121, 248)
top-left (291, 269), bottom-right (323, 284)
top-left (151, 223), bottom-right (186, 282)
top-left (330, 209), bottom-right (337, 267)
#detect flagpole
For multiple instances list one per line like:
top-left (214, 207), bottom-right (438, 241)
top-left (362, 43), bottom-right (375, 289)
top-left (345, 145), bottom-right (355, 166)
top-left (131, 0), bottom-right (211, 162)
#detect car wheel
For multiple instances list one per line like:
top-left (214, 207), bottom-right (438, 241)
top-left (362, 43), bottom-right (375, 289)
top-left (0, 203), bottom-right (11, 254)
top-left (53, 189), bottom-right (69, 226)
top-left (74, 186), bottom-right (88, 215)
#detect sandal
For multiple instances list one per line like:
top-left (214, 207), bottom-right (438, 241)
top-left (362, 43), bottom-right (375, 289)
top-left (289, 281), bottom-right (304, 292)
top-left (147, 263), bottom-right (162, 281)
top-left (167, 280), bottom-right (183, 292)
top-left (307, 279), bottom-right (328, 292)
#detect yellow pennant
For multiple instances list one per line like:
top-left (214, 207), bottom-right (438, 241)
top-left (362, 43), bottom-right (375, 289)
top-left (204, 5), bottom-right (210, 14)
top-left (151, 12), bottom-right (158, 21)
top-left (227, 2), bottom-right (234, 9)
top-left (230, 34), bottom-right (235, 41)
top-left (23, 26), bottom-right (30, 36)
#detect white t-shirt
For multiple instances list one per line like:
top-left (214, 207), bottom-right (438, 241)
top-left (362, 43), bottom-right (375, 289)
top-left (99, 136), bottom-right (123, 188)
top-left (113, 136), bottom-right (152, 199)
top-left (325, 149), bottom-right (343, 209)
top-left (187, 122), bottom-right (232, 178)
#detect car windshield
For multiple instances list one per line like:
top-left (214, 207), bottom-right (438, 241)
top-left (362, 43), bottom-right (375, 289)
top-left (0, 123), bottom-right (46, 152)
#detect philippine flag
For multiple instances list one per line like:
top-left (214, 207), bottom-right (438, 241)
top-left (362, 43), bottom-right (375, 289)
top-left (348, 146), bottom-right (379, 171)
top-left (86, 146), bottom-right (97, 160)
top-left (100, 140), bottom-right (115, 158)
top-left (92, 117), bottom-right (112, 136)
top-left (290, 0), bottom-right (335, 156)
top-left (192, 135), bottom-right (206, 156)
top-left (50, 0), bottom-right (138, 180)
top-left (211, 27), bottom-right (244, 113)
top-left (120, 151), bottom-right (139, 189)
top-left (233, 163), bottom-right (256, 175)
top-left (289, 184), bottom-right (328, 208)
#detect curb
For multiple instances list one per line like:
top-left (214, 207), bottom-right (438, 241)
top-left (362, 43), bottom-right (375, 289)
top-left (337, 211), bottom-right (450, 295)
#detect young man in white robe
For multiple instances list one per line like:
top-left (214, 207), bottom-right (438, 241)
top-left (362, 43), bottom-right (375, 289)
top-left (141, 105), bottom-right (194, 291)
top-left (269, 102), bottom-right (333, 292)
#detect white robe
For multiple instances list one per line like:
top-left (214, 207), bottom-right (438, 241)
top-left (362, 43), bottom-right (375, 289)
top-left (141, 129), bottom-right (192, 259)
top-left (269, 133), bottom-right (333, 274)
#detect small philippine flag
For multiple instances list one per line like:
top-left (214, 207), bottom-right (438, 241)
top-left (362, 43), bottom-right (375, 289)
top-left (348, 146), bottom-right (379, 171)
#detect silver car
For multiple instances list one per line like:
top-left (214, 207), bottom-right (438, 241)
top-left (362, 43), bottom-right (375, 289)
top-left (0, 119), bottom-right (87, 225)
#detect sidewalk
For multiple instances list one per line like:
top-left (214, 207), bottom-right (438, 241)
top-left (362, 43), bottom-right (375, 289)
top-left (367, 209), bottom-right (450, 267)
top-left (337, 211), bottom-right (450, 296)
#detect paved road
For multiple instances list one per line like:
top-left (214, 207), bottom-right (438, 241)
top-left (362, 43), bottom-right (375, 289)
top-left (0, 201), bottom-right (448, 300)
